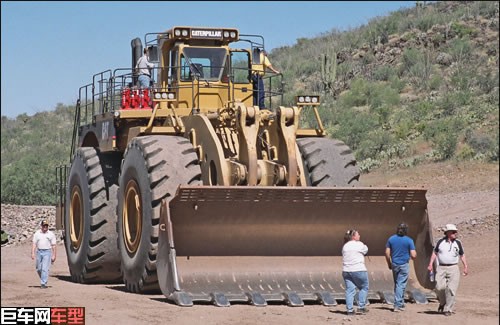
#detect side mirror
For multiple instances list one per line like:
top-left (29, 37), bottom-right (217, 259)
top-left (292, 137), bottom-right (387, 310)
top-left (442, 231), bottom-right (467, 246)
top-left (148, 45), bottom-right (159, 62)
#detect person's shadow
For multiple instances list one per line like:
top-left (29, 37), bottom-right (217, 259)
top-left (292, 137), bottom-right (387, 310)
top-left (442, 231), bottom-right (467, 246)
top-left (419, 310), bottom-right (442, 315)
top-left (54, 275), bottom-right (72, 282)
top-left (27, 285), bottom-right (50, 288)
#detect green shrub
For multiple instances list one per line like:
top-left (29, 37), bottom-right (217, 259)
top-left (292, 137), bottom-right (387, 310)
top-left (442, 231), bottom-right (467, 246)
top-left (476, 71), bottom-right (499, 94)
top-left (431, 33), bottom-right (445, 47)
top-left (356, 129), bottom-right (395, 160)
top-left (450, 22), bottom-right (477, 38)
top-left (394, 118), bottom-right (414, 139)
top-left (456, 144), bottom-right (476, 160)
top-left (447, 38), bottom-right (472, 63)
top-left (450, 67), bottom-right (476, 91)
top-left (330, 107), bottom-right (378, 151)
top-left (429, 75), bottom-right (443, 91)
top-left (373, 65), bottom-right (397, 81)
top-left (476, 1), bottom-right (499, 18)
top-left (436, 91), bottom-right (472, 116)
top-left (432, 133), bottom-right (458, 160)
top-left (369, 83), bottom-right (400, 109)
top-left (358, 158), bottom-right (382, 173)
top-left (423, 118), bottom-right (463, 160)
top-left (403, 156), bottom-right (424, 168)
top-left (408, 100), bottom-right (434, 122)
top-left (389, 75), bottom-right (406, 92)
top-left (401, 48), bottom-right (422, 73)
top-left (338, 78), bottom-right (369, 108)
top-left (466, 132), bottom-right (496, 154)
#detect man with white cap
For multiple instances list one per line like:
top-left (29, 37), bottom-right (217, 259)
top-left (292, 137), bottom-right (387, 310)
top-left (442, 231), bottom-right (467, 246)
top-left (31, 219), bottom-right (57, 288)
top-left (427, 224), bottom-right (468, 316)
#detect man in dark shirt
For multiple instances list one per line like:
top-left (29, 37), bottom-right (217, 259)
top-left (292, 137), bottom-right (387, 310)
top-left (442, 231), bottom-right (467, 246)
top-left (385, 223), bottom-right (417, 312)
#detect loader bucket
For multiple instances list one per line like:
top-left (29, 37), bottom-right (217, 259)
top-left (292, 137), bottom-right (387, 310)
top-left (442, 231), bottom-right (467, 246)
top-left (157, 186), bottom-right (435, 307)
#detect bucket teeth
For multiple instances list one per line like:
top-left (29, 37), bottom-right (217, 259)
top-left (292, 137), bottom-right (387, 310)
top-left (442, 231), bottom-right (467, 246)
top-left (247, 292), bottom-right (267, 306)
top-left (380, 291), bottom-right (395, 305)
top-left (284, 292), bottom-right (304, 307)
top-left (211, 292), bottom-right (230, 307)
top-left (409, 289), bottom-right (428, 304)
top-left (170, 291), bottom-right (193, 307)
top-left (315, 292), bottom-right (337, 306)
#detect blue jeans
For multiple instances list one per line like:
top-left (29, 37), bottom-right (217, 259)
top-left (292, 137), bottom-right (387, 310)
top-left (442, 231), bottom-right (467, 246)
top-left (36, 249), bottom-right (52, 286)
top-left (392, 263), bottom-right (409, 308)
top-left (252, 74), bottom-right (265, 109)
top-left (138, 74), bottom-right (151, 88)
top-left (342, 271), bottom-right (369, 311)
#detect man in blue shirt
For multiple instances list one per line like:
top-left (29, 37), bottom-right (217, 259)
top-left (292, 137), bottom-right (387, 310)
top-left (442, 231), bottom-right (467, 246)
top-left (385, 223), bottom-right (417, 312)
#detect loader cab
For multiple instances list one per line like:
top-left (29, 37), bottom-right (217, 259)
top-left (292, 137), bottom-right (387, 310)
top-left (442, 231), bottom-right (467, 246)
top-left (156, 27), bottom-right (254, 113)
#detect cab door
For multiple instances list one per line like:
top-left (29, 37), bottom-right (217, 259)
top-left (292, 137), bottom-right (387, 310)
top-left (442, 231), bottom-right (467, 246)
top-left (229, 50), bottom-right (253, 107)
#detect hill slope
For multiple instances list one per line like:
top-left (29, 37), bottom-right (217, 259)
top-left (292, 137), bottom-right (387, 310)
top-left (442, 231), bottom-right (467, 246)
top-left (1, 1), bottom-right (498, 205)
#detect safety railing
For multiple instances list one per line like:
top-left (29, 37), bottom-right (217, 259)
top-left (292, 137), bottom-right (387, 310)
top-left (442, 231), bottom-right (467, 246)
top-left (55, 165), bottom-right (69, 207)
top-left (74, 64), bottom-right (285, 126)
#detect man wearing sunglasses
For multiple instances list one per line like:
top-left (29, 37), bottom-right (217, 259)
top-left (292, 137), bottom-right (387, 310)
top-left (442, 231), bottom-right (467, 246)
top-left (427, 224), bottom-right (469, 316)
top-left (31, 220), bottom-right (57, 288)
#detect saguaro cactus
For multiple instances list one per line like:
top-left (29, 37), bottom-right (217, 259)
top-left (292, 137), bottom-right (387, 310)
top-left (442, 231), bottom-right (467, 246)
top-left (320, 48), bottom-right (337, 94)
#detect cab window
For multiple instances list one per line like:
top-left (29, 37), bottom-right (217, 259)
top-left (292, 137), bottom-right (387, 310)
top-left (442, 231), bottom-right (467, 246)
top-left (180, 47), bottom-right (227, 82)
top-left (230, 51), bottom-right (251, 84)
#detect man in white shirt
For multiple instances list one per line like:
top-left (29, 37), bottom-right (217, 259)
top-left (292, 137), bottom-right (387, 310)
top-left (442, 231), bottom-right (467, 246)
top-left (31, 220), bottom-right (57, 288)
top-left (427, 224), bottom-right (469, 316)
top-left (136, 48), bottom-right (155, 88)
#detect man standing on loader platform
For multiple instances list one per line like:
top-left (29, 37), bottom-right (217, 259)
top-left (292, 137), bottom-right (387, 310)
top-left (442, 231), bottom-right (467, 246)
top-left (385, 223), bottom-right (417, 312)
top-left (136, 47), bottom-right (155, 88)
top-left (252, 49), bottom-right (280, 109)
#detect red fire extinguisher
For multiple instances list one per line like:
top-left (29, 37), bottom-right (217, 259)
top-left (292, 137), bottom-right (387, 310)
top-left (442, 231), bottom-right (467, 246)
top-left (121, 88), bottom-right (131, 109)
top-left (131, 88), bottom-right (140, 108)
top-left (141, 89), bottom-right (150, 109)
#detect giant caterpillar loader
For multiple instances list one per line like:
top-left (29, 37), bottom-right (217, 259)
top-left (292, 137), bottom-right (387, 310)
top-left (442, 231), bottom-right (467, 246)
top-left (55, 26), bottom-right (435, 307)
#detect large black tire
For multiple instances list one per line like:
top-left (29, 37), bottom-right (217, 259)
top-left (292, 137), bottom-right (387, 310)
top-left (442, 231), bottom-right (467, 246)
top-left (65, 148), bottom-right (121, 283)
top-left (297, 137), bottom-right (360, 186)
top-left (118, 136), bottom-right (202, 293)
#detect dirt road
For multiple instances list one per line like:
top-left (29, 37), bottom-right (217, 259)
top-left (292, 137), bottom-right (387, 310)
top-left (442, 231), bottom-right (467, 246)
top-left (2, 162), bottom-right (499, 324)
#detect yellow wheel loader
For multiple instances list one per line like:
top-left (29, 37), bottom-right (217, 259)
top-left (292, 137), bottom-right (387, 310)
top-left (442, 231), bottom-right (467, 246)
top-left (55, 26), bottom-right (435, 306)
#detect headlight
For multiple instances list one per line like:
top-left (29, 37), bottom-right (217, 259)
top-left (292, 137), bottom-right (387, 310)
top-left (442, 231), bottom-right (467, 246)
top-left (168, 93), bottom-right (175, 99)
top-left (154, 93), bottom-right (161, 99)
top-left (182, 29), bottom-right (188, 37)
top-left (230, 31), bottom-right (236, 38)
top-left (161, 92), bottom-right (168, 99)
top-left (298, 96), bottom-right (305, 103)
top-left (174, 30), bottom-right (181, 37)
top-left (114, 111), bottom-right (120, 118)
top-left (312, 97), bottom-right (318, 103)
top-left (223, 31), bottom-right (229, 38)
top-left (305, 96), bottom-right (311, 103)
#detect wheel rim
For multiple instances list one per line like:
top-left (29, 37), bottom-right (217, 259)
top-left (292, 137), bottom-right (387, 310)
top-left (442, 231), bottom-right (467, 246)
top-left (123, 180), bottom-right (142, 254)
top-left (69, 186), bottom-right (84, 250)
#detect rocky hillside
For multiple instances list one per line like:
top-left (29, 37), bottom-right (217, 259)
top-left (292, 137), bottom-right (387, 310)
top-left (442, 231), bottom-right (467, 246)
top-left (1, 204), bottom-right (63, 246)
top-left (320, 4), bottom-right (499, 98)
top-left (271, 1), bottom-right (499, 172)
